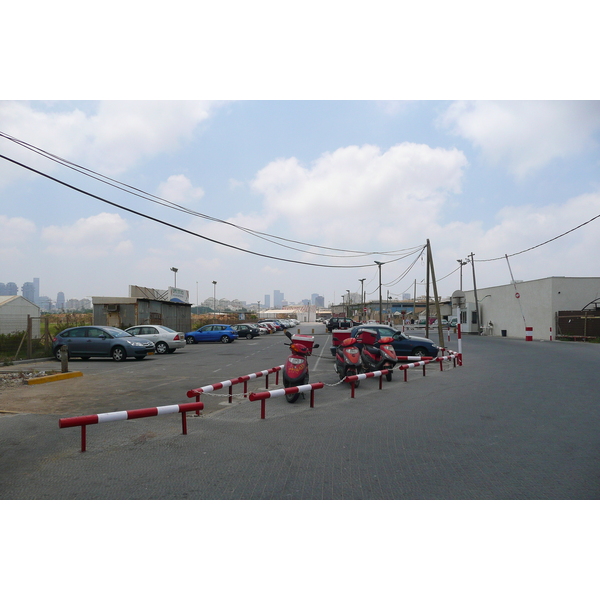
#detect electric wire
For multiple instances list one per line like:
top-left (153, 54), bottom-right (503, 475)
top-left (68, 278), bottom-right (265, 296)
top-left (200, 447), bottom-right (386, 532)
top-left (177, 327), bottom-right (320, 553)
top-left (0, 131), bottom-right (423, 259)
top-left (0, 152), bottom-right (423, 270)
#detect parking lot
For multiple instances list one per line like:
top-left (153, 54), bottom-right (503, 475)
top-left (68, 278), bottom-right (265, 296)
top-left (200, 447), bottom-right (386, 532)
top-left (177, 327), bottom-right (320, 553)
top-left (1, 326), bottom-right (599, 500)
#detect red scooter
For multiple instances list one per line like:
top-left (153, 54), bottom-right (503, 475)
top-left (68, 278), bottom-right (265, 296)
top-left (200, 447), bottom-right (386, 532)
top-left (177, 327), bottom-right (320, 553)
top-left (334, 336), bottom-right (363, 386)
top-left (356, 329), bottom-right (398, 381)
top-left (283, 331), bottom-right (320, 403)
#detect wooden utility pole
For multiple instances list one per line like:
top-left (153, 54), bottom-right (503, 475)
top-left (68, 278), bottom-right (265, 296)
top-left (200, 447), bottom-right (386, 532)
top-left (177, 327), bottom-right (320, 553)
top-left (469, 252), bottom-right (480, 333)
top-left (427, 240), bottom-right (445, 347)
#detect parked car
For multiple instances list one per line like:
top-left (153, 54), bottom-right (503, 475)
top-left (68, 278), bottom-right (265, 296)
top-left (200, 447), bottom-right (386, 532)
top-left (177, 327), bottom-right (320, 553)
top-left (258, 321), bottom-right (277, 333)
top-left (185, 324), bottom-right (238, 344)
top-left (259, 319), bottom-right (284, 331)
top-left (125, 325), bottom-right (185, 354)
top-left (349, 325), bottom-right (439, 358)
top-left (255, 324), bottom-right (269, 335)
top-left (232, 324), bottom-right (260, 339)
top-left (326, 317), bottom-right (354, 332)
top-left (52, 326), bottom-right (155, 361)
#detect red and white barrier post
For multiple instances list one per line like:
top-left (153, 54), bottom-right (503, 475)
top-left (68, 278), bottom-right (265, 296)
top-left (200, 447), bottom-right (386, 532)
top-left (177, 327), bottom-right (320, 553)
top-left (59, 400), bottom-right (205, 452)
top-left (187, 366), bottom-right (283, 407)
top-left (526, 326), bottom-right (533, 341)
top-left (249, 383), bottom-right (324, 419)
top-left (344, 369), bottom-right (392, 398)
top-left (457, 323), bottom-right (463, 366)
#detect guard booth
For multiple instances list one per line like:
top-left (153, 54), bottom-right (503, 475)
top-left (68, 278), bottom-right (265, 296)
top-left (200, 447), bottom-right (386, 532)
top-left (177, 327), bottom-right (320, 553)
top-left (452, 290), bottom-right (478, 334)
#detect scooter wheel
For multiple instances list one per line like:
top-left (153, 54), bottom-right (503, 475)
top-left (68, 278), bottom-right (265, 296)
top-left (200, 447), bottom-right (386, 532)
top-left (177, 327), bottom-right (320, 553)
top-left (386, 371), bottom-right (393, 382)
top-left (286, 392), bottom-right (300, 403)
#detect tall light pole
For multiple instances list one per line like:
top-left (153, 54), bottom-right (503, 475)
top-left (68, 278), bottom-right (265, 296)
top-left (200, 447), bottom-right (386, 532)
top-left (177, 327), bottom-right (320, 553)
top-left (374, 261), bottom-right (383, 323)
top-left (359, 278), bottom-right (366, 322)
top-left (212, 280), bottom-right (217, 316)
top-left (457, 259), bottom-right (468, 290)
top-left (257, 301), bottom-right (261, 321)
top-left (170, 267), bottom-right (178, 288)
top-left (346, 289), bottom-right (351, 318)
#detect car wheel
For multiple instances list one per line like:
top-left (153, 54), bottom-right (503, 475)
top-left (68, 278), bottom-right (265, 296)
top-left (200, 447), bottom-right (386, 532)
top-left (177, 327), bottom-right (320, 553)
top-left (220, 335), bottom-right (231, 343)
top-left (186, 336), bottom-right (196, 344)
top-left (111, 346), bottom-right (127, 361)
top-left (155, 341), bottom-right (168, 354)
top-left (412, 347), bottom-right (427, 357)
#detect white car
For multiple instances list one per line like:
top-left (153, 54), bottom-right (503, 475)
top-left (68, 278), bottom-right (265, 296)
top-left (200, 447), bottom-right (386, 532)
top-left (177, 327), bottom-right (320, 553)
top-left (125, 325), bottom-right (186, 354)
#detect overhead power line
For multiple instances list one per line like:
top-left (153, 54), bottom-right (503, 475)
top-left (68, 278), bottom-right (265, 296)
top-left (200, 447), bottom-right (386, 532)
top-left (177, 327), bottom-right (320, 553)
top-left (0, 152), bottom-right (420, 270)
top-left (0, 130), bottom-right (422, 260)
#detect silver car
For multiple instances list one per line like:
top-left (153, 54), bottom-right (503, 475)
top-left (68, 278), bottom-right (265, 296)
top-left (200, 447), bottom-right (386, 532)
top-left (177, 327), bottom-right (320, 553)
top-left (125, 325), bottom-right (186, 354)
top-left (52, 326), bottom-right (155, 361)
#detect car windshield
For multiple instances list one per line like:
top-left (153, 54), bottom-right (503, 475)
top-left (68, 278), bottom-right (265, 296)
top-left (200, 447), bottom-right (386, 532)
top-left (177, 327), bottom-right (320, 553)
top-left (104, 327), bottom-right (132, 338)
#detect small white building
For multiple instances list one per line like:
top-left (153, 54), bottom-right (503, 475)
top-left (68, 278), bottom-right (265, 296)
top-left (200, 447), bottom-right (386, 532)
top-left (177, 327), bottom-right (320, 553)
top-left (458, 276), bottom-right (600, 340)
top-left (0, 295), bottom-right (42, 335)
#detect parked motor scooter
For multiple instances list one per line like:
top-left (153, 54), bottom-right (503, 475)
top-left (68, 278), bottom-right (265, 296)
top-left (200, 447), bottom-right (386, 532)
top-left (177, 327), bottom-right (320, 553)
top-left (283, 330), bottom-right (320, 403)
top-left (334, 336), bottom-right (363, 386)
top-left (356, 329), bottom-right (398, 381)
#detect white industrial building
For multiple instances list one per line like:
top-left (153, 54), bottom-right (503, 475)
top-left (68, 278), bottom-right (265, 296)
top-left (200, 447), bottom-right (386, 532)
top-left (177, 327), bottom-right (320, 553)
top-left (0, 295), bottom-right (42, 335)
top-left (457, 276), bottom-right (600, 341)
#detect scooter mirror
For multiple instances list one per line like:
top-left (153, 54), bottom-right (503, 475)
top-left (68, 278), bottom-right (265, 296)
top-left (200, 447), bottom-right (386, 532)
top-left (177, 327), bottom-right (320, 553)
top-left (313, 343), bottom-right (320, 348)
top-left (284, 330), bottom-right (293, 339)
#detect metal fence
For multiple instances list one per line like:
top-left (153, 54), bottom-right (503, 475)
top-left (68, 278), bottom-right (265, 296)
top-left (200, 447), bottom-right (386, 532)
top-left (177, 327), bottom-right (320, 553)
top-left (556, 310), bottom-right (600, 340)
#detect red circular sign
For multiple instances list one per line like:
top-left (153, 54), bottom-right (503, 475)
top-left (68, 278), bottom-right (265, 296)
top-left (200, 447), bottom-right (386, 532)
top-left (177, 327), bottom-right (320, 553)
top-left (515, 292), bottom-right (520, 299)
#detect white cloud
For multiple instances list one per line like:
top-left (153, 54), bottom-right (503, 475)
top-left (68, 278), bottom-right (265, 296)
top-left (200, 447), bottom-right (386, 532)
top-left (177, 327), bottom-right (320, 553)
top-left (41, 212), bottom-right (131, 257)
top-left (0, 100), bottom-right (220, 185)
top-left (156, 174), bottom-right (205, 204)
top-left (251, 142), bottom-right (468, 247)
top-left (440, 100), bottom-right (600, 178)
top-left (0, 215), bottom-right (36, 244)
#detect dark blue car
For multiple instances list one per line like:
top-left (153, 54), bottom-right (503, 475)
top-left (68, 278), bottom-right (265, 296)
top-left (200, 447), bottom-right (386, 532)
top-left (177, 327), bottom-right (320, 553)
top-left (349, 325), bottom-right (439, 358)
top-left (185, 324), bottom-right (239, 344)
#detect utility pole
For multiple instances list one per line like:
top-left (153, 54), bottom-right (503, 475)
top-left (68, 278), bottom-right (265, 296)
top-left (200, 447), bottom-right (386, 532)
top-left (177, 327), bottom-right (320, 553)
top-left (413, 279), bottom-right (416, 324)
top-left (427, 240), bottom-right (445, 347)
top-left (375, 261), bottom-right (383, 323)
top-left (469, 253), bottom-right (480, 333)
top-left (346, 289), bottom-right (351, 318)
top-left (359, 278), bottom-right (365, 322)
top-left (425, 253), bottom-right (431, 339)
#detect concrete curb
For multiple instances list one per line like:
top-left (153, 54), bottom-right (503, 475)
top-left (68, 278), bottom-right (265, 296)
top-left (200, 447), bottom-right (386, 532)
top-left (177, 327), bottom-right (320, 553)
top-left (26, 371), bottom-right (83, 385)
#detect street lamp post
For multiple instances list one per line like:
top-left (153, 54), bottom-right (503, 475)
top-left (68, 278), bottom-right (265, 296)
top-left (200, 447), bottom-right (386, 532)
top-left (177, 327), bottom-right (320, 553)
top-left (374, 261), bottom-right (383, 323)
top-left (359, 278), bottom-right (365, 322)
top-left (257, 301), bottom-right (261, 321)
top-left (346, 289), bottom-right (351, 318)
top-left (457, 259), bottom-right (468, 290)
top-left (170, 267), bottom-right (178, 288)
top-left (212, 281), bottom-right (217, 316)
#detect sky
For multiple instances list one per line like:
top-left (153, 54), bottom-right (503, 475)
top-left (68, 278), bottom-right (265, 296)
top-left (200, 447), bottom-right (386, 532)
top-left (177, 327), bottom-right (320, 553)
top-left (2, 99), bottom-right (600, 308)
top-left (1, 3), bottom-right (599, 312)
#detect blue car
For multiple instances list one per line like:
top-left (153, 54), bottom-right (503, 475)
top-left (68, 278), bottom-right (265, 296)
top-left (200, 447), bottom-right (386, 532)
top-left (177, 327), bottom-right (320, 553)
top-left (185, 324), bottom-right (239, 344)
top-left (348, 325), bottom-right (439, 358)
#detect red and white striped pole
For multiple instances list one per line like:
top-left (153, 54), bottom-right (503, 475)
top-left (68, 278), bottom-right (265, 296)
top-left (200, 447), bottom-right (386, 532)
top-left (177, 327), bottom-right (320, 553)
top-left (457, 323), bottom-right (463, 366)
top-left (549, 327), bottom-right (553, 342)
top-left (526, 326), bottom-right (533, 341)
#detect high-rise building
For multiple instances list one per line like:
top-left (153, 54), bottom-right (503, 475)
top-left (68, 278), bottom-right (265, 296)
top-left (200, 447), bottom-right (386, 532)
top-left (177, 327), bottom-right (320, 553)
top-left (22, 281), bottom-right (35, 303)
top-left (273, 290), bottom-right (284, 309)
top-left (311, 293), bottom-right (324, 307)
top-left (5, 282), bottom-right (18, 295)
top-left (57, 292), bottom-right (65, 310)
top-left (264, 294), bottom-right (270, 309)
top-left (0, 282), bottom-right (7, 295)
top-left (33, 277), bottom-right (40, 305)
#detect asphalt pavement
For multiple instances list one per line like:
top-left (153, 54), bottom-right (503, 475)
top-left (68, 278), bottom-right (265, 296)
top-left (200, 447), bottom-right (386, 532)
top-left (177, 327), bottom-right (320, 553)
top-left (1, 326), bottom-right (599, 499)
